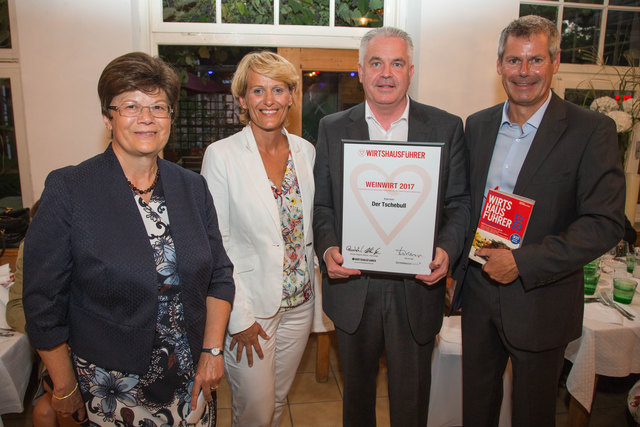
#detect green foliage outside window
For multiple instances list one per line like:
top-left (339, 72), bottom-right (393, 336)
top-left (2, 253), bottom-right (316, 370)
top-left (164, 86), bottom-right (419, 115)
top-left (280, 0), bottom-right (329, 26)
top-left (163, 0), bottom-right (216, 23)
top-left (163, 0), bottom-right (383, 26)
top-left (221, 0), bottom-right (273, 24)
top-left (336, 0), bottom-right (383, 27)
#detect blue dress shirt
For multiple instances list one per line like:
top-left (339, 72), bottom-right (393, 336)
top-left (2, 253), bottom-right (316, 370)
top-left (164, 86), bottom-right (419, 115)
top-left (484, 91), bottom-right (553, 198)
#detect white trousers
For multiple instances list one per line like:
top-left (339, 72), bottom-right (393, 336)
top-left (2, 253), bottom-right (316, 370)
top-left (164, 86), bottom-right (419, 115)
top-left (224, 298), bottom-right (314, 427)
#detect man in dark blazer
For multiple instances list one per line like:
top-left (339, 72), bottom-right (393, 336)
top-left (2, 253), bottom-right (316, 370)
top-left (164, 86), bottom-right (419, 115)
top-left (313, 27), bottom-right (470, 426)
top-left (451, 16), bottom-right (625, 426)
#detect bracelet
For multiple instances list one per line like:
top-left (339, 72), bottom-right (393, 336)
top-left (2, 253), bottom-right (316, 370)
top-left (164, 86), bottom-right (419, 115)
top-left (53, 382), bottom-right (78, 400)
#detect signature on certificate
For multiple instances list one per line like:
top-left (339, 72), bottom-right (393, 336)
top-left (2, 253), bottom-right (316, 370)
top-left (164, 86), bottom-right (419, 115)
top-left (394, 247), bottom-right (424, 258)
top-left (345, 245), bottom-right (381, 256)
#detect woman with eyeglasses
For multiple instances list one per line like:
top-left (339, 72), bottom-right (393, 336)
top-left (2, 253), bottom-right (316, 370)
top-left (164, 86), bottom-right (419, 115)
top-left (23, 52), bottom-right (234, 426)
top-left (201, 51), bottom-right (315, 427)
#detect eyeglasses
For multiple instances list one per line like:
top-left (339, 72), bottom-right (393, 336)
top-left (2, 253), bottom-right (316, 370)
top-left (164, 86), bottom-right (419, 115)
top-left (108, 102), bottom-right (173, 118)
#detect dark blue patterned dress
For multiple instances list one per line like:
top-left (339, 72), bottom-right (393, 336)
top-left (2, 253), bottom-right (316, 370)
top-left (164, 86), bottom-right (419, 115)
top-left (72, 185), bottom-right (214, 426)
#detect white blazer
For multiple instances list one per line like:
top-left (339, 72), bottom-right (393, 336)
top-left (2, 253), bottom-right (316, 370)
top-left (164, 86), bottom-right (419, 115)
top-left (201, 126), bottom-right (315, 334)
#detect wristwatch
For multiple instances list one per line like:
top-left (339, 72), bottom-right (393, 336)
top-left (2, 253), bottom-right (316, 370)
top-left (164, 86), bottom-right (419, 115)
top-left (202, 347), bottom-right (223, 356)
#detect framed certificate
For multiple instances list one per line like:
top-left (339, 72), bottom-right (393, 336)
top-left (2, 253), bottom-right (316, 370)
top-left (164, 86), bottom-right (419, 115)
top-left (341, 140), bottom-right (444, 275)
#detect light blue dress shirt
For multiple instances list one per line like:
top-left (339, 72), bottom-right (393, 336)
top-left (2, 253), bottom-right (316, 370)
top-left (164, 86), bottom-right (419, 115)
top-left (484, 91), bottom-right (553, 198)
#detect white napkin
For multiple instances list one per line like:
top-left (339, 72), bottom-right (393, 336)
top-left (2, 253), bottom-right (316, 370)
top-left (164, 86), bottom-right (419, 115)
top-left (584, 302), bottom-right (623, 325)
top-left (0, 279), bottom-right (8, 305)
top-left (0, 263), bottom-right (12, 288)
top-left (0, 264), bottom-right (12, 330)
top-left (0, 284), bottom-right (9, 329)
top-left (598, 272), bottom-right (613, 291)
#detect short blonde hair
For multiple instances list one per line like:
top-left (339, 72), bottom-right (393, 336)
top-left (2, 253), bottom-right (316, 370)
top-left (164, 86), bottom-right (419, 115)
top-left (231, 51), bottom-right (299, 125)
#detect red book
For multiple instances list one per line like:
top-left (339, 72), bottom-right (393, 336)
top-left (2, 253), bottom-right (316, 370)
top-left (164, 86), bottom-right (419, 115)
top-left (469, 188), bottom-right (535, 264)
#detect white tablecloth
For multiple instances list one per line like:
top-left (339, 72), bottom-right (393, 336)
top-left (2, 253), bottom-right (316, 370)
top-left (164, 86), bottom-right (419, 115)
top-left (428, 316), bottom-right (512, 427)
top-left (0, 332), bottom-right (33, 415)
top-left (564, 278), bottom-right (640, 412)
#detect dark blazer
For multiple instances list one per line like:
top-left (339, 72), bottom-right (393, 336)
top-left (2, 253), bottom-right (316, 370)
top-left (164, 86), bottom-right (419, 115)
top-left (23, 145), bottom-right (235, 374)
top-left (313, 100), bottom-right (470, 344)
top-left (452, 93), bottom-right (625, 351)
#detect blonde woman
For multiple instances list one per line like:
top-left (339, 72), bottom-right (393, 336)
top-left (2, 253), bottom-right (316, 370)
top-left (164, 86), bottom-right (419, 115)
top-left (201, 51), bottom-right (315, 427)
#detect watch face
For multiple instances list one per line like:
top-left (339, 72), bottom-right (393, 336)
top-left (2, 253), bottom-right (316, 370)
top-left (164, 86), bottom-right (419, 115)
top-left (203, 347), bottom-right (222, 356)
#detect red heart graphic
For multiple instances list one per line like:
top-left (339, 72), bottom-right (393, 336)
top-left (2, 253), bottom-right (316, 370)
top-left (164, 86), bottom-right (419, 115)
top-left (349, 163), bottom-right (431, 245)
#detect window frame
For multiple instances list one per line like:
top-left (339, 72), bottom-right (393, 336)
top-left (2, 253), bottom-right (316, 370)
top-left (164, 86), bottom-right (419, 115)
top-left (0, 0), bottom-right (31, 207)
top-left (521, 0), bottom-right (640, 66)
top-left (148, 0), bottom-right (405, 52)
top-left (0, 63), bottom-right (33, 207)
top-left (555, 63), bottom-right (633, 98)
top-left (523, 0), bottom-right (640, 174)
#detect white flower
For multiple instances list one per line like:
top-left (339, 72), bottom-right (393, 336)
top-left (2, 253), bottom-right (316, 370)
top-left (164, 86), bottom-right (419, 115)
top-left (590, 96), bottom-right (619, 113)
top-left (606, 110), bottom-right (633, 133)
top-left (622, 97), bottom-right (640, 118)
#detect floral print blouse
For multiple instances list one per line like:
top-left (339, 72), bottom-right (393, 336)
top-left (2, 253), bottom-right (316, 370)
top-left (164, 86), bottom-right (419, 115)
top-left (71, 186), bottom-right (213, 426)
top-left (270, 152), bottom-right (312, 309)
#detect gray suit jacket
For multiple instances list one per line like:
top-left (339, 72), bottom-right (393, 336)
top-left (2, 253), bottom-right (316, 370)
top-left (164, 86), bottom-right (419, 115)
top-left (452, 93), bottom-right (625, 351)
top-left (313, 100), bottom-right (470, 344)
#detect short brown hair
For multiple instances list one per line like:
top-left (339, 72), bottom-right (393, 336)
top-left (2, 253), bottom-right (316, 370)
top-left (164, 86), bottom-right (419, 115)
top-left (98, 52), bottom-right (180, 120)
top-left (231, 51), bottom-right (299, 125)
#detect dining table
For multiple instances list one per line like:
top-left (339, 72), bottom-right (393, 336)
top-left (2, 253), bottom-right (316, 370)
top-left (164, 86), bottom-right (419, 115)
top-left (0, 331), bottom-right (33, 423)
top-left (427, 258), bottom-right (640, 427)
top-left (0, 263), bottom-right (34, 426)
top-left (564, 258), bottom-right (640, 426)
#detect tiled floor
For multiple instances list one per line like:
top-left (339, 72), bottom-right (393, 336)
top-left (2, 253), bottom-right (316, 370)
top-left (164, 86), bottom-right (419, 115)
top-left (2, 334), bottom-right (638, 426)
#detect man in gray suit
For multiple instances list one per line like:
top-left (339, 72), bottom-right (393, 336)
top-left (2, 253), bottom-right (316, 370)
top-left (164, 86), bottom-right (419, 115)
top-left (451, 16), bottom-right (625, 426)
top-left (313, 27), bottom-right (470, 426)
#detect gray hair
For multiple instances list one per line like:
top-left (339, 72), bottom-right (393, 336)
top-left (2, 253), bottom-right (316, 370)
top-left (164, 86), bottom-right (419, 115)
top-left (498, 15), bottom-right (560, 62)
top-left (359, 27), bottom-right (414, 66)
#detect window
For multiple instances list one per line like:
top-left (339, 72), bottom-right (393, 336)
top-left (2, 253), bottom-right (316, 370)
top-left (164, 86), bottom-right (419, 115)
top-left (0, 1), bottom-right (29, 208)
top-left (159, 45), bottom-right (271, 170)
top-left (520, 0), bottom-right (640, 66)
top-left (148, 0), bottom-right (401, 52)
top-left (145, 0), bottom-right (400, 170)
top-left (301, 70), bottom-right (364, 142)
top-left (563, 87), bottom-right (634, 107)
top-left (0, 0), bottom-right (10, 49)
top-left (159, 47), bottom-right (365, 171)
top-left (161, 0), bottom-right (383, 27)
top-left (0, 0), bottom-right (17, 60)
